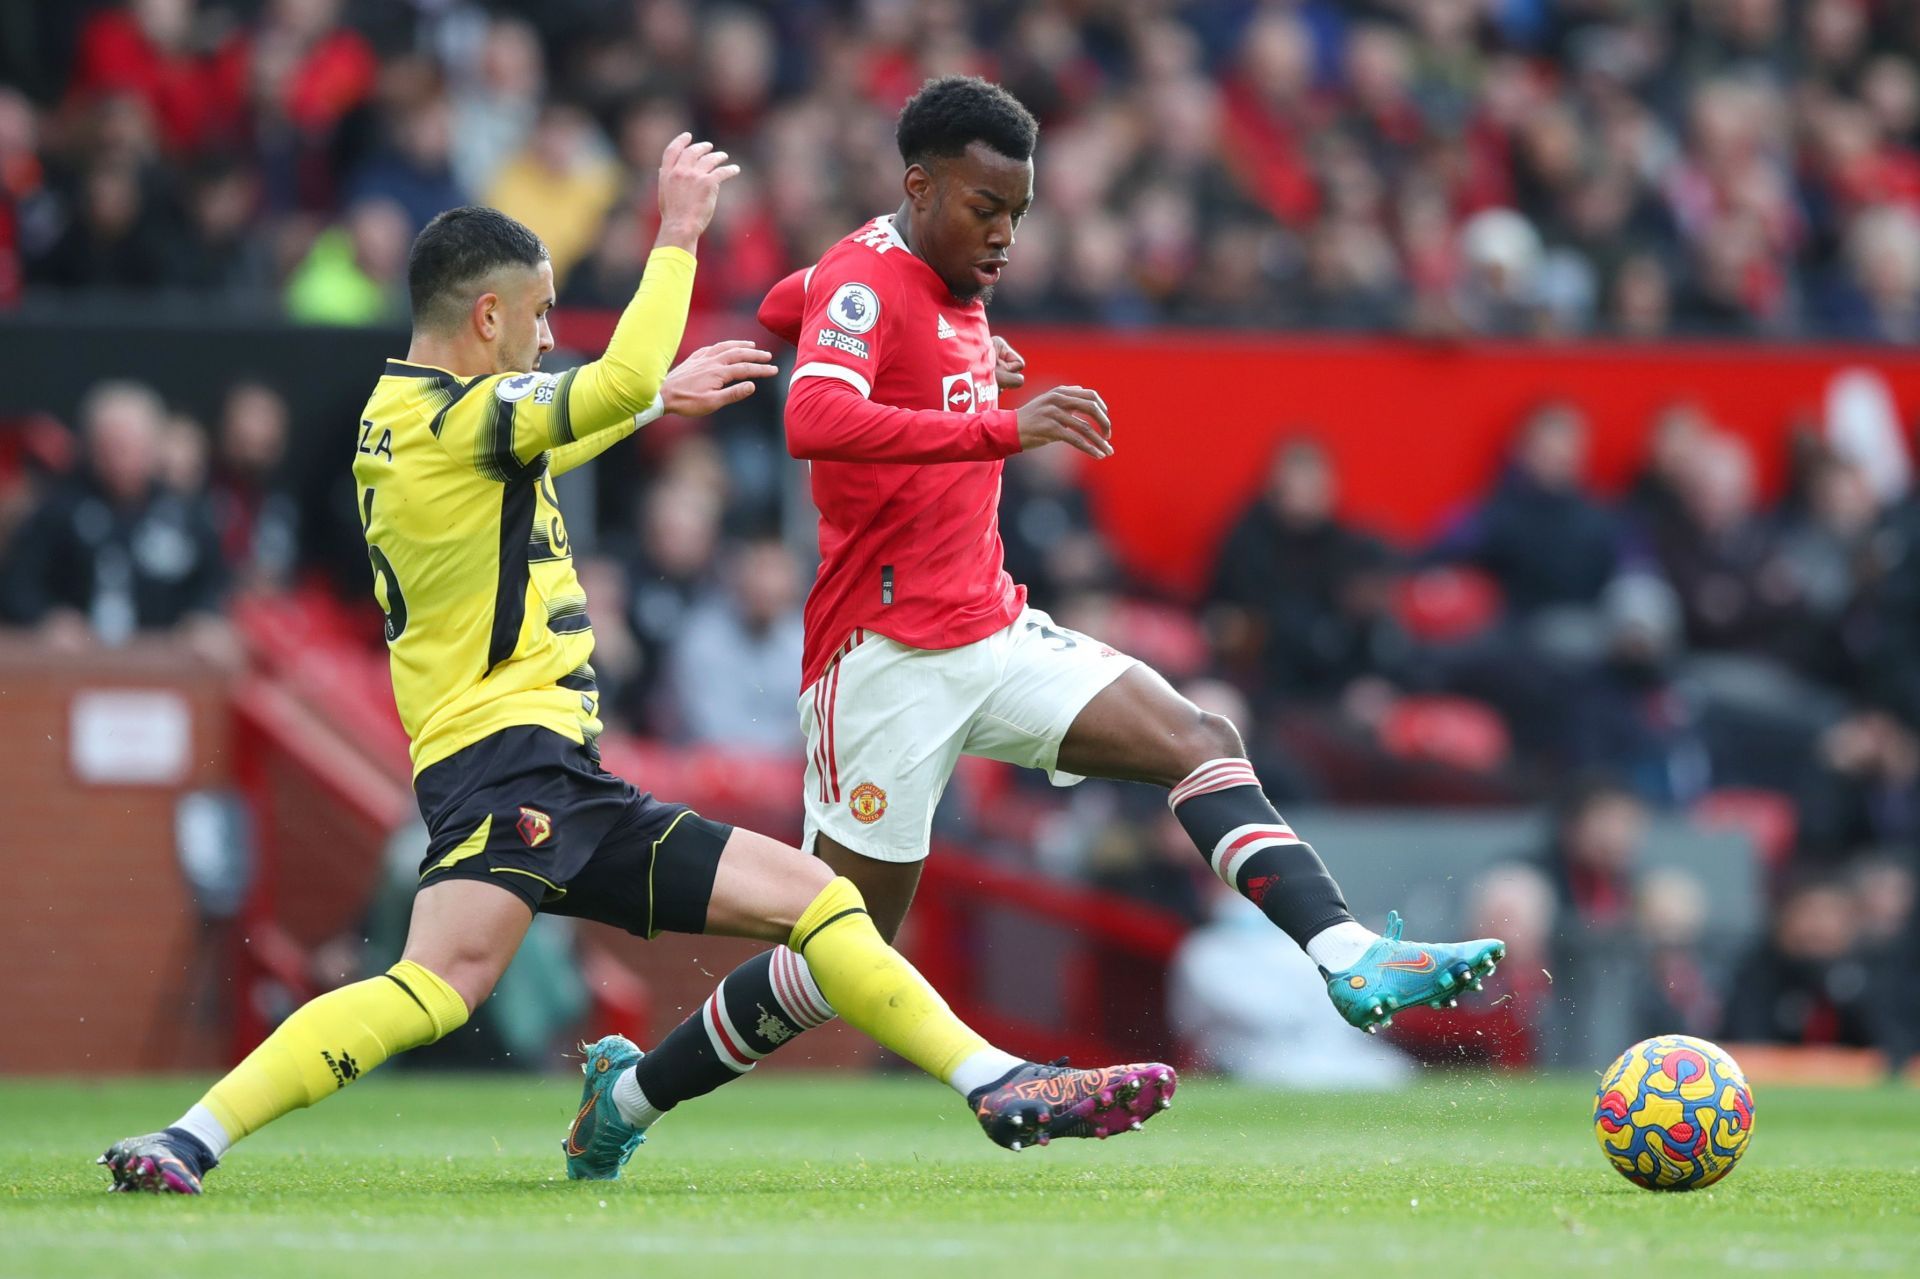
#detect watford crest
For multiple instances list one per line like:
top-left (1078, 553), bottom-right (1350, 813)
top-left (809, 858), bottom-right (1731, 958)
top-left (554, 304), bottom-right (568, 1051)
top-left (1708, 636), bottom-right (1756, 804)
top-left (516, 806), bottom-right (553, 847)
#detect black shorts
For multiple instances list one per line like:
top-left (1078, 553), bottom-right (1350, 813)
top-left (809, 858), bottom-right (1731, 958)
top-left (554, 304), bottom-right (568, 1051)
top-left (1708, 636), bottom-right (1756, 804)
top-left (413, 726), bottom-right (730, 937)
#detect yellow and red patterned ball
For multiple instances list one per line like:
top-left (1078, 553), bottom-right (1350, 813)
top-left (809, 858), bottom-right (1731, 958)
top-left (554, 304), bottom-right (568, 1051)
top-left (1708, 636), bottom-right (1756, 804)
top-left (1593, 1035), bottom-right (1755, 1190)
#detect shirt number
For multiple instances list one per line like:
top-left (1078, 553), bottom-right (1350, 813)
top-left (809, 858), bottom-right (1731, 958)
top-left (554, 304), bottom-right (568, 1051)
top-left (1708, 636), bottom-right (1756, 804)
top-left (360, 487), bottom-right (408, 642)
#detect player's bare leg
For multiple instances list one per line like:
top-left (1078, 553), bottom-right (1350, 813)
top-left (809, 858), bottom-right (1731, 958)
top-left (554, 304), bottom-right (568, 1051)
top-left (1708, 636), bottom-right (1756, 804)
top-left (567, 827), bottom-right (1174, 1176)
top-left (815, 833), bottom-right (922, 942)
top-left (102, 880), bottom-right (528, 1193)
top-left (1057, 665), bottom-right (1504, 1032)
top-left (397, 878), bottom-right (537, 1008)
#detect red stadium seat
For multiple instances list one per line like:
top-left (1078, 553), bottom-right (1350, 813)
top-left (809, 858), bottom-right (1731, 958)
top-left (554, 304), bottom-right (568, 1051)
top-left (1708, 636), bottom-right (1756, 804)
top-left (1377, 694), bottom-right (1511, 774)
top-left (1691, 788), bottom-right (1798, 873)
top-left (1392, 565), bottom-right (1504, 644)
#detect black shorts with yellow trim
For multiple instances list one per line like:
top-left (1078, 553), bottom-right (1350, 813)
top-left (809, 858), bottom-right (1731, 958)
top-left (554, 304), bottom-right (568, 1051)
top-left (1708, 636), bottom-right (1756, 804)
top-left (413, 725), bottom-right (729, 937)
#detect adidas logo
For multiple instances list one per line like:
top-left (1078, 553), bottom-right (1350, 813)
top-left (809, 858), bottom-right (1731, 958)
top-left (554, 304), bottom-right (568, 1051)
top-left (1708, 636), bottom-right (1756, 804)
top-left (936, 314), bottom-right (957, 339)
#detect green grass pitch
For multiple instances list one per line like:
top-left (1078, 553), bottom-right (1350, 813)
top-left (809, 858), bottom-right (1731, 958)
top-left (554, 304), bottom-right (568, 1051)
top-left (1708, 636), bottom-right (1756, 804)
top-left (4, 1073), bottom-right (1916, 1277)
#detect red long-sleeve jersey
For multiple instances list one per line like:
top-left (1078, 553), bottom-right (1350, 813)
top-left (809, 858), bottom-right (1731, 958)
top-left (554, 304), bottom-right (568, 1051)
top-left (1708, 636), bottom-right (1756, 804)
top-left (764, 216), bottom-right (1025, 688)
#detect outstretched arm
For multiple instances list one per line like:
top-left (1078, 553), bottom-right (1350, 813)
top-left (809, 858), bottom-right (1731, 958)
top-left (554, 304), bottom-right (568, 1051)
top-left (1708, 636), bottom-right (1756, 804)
top-left (435, 134), bottom-right (738, 479)
top-left (547, 341), bottom-right (777, 477)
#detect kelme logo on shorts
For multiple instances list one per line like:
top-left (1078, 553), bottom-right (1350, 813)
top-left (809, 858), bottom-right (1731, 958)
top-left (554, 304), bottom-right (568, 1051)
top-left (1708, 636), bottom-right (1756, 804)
top-left (848, 782), bottom-right (887, 824)
top-left (517, 806), bottom-right (553, 847)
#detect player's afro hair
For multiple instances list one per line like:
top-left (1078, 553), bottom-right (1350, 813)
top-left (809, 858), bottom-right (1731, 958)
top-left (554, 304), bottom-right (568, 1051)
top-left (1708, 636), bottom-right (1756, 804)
top-left (896, 76), bottom-right (1038, 167)
top-left (407, 206), bottom-right (550, 332)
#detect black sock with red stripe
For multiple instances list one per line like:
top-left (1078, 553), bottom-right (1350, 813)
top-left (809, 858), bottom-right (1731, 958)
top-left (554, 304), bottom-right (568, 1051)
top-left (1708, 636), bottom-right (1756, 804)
top-left (1168, 757), bottom-right (1353, 947)
top-left (626, 947), bottom-right (835, 1114)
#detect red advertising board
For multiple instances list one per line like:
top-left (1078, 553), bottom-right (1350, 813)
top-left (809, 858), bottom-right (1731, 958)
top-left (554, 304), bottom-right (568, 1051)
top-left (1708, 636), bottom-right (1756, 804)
top-left (995, 331), bottom-right (1920, 595)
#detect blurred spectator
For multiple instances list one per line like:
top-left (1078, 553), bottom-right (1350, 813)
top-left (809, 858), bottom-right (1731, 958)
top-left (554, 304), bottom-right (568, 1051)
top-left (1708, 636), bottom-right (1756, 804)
top-left (1795, 710), bottom-right (1920, 860)
top-left (345, 93), bottom-right (466, 236)
top-left (1851, 851), bottom-right (1919, 1068)
top-left (1458, 863), bottom-right (1557, 1064)
top-left (29, 158), bottom-right (176, 290)
top-left (1434, 402), bottom-right (1621, 615)
top-left (1000, 442), bottom-right (1100, 606)
top-left (67, 0), bottom-right (249, 156)
top-left (1564, 574), bottom-right (1710, 804)
top-left (449, 17), bottom-right (543, 199)
top-left (1539, 776), bottom-right (1648, 934)
top-left (284, 196), bottom-right (409, 325)
top-left (1452, 207), bottom-right (1550, 335)
top-left (485, 104), bottom-right (621, 287)
top-left (1632, 867), bottom-right (1719, 1038)
top-left (1208, 438), bottom-right (1401, 700)
top-left (158, 410), bottom-right (209, 495)
top-left (1607, 253), bottom-right (1675, 338)
top-left (249, 0), bottom-right (377, 142)
top-left (207, 381), bottom-right (298, 592)
top-left (247, 0), bottom-right (378, 214)
top-left (0, 88), bottom-right (55, 307)
top-left (0, 380), bottom-right (228, 652)
top-left (1535, 776), bottom-right (1660, 1062)
top-left (1827, 204), bottom-right (1920, 343)
top-left (165, 155), bottom-right (273, 295)
top-left (1652, 432), bottom-right (1807, 657)
top-left (617, 481), bottom-right (722, 729)
top-left (1169, 887), bottom-right (1414, 1089)
top-left (662, 538), bottom-right (803, 751)
top-left (1776, 453), bottom-right (1880, 665)
top-left (1722, 872), bottom-right (1882, 1049)
top-left (1624, 402), bottom-right (1714, 547)
top-left (4, 1), bottom-right (1919, 339)
top-left (563, 197), bottom-right (651, 309)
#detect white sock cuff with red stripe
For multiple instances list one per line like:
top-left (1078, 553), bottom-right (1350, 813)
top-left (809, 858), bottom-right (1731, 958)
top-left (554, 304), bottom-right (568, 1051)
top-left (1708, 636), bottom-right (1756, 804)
top-left (769, 946), bottom-right (835, 1029)
top-left (1208, 821), bottom-right (1303, 886)
top-left (700, 988), bottom-right (763, 1074)
top-left (1168, 757), bottom-right (1261, 809)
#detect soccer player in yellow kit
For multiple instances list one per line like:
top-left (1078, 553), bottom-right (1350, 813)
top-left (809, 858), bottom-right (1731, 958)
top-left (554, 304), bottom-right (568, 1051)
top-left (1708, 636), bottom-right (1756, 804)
top-left (99, 135), bottom-right (1175, 1194)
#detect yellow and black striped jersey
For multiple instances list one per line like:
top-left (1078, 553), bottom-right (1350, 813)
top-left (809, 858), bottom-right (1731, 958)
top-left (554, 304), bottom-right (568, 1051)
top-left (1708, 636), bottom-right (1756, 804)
top-left (351, 246), bottom-right (696, 775)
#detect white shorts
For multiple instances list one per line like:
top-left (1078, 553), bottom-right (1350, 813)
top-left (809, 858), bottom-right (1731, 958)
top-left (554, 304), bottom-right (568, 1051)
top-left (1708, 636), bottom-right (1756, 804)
top-left (799, 606), bottom-right (1138, 863)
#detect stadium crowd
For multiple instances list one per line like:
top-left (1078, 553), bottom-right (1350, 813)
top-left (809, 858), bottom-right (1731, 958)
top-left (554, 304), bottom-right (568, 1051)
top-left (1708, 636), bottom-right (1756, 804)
top-left (2, 0), bottom-right (1917, 1073)
top-left (5, 0), bottom-right (1920, 337)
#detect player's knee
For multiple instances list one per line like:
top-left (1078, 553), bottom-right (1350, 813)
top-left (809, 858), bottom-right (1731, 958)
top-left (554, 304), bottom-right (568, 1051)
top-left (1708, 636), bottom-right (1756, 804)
top-left (400, 950), bottom-right (501, 1014)
top-left (1169, 710), bottom-right (1245, 776)
top-left (437, 962), bottom-right (500, 1014)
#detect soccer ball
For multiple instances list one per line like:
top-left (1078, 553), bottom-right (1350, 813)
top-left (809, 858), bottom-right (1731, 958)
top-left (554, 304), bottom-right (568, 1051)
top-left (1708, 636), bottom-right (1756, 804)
top-left (1593, 1034), bottom-right (1755, 1190)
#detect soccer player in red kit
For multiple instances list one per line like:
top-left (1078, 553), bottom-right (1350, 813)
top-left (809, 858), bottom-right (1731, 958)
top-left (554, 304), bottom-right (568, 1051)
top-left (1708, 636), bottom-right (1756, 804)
top-left (601, 78), bottom-right (1506, 1156)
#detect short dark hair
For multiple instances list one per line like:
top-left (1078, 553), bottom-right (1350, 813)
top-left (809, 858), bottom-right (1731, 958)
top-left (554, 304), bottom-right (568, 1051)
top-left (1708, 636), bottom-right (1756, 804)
top-left (895, 76), bottom-right (1038, 168)
top-left (407, 206), bottom-right (549, 332)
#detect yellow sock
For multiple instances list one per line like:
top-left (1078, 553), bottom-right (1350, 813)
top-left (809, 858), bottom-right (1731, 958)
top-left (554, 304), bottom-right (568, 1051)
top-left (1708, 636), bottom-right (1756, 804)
top-left (200, 960), bottom-right (469, 1142)
top-left (789, 877), bottom-right (990, 1085)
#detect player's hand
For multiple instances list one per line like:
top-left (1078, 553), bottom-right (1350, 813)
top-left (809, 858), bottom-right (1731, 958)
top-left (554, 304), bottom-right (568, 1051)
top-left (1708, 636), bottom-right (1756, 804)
top-left (1015, 385), bottom-right (1112, 459)
top-left (661, 340), bottom-right (778, 417)
top-left (992, 335), bottom-right (1026, 390)
top-left (657, 132), bottom-right (740, 250)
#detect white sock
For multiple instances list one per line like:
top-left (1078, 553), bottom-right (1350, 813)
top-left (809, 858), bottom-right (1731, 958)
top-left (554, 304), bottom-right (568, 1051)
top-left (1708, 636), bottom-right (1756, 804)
top-left (1305, 921), bottom-right (1380, 972)
top-left (610, 1065), bottom-right (667, 1129)
top-left (171, 1103), bottom-right (232, 1161)
top-left (949, 1047), bottom-right (1026, 1098)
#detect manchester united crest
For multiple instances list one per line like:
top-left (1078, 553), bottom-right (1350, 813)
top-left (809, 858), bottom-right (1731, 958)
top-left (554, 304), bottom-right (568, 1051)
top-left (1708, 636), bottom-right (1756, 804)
top-left (516, 806), bottom-right (553, 847)
top-left (848, 782), bottom-right (888, 824)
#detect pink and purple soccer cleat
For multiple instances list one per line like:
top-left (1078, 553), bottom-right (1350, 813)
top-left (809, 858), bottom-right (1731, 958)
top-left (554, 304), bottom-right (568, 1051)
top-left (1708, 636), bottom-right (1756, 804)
top-left (98, 1132), bottom-right (210, 1194)
top-left (970, 1059), bottom-right (1177, 1151)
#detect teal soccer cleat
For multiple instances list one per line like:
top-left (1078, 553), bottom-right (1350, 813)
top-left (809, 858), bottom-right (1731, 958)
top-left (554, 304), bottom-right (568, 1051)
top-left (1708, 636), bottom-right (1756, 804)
top-left (1323, 911), bottom-right (1506, 1034)
top-left (563, 1034), bottom-right (646, 1180)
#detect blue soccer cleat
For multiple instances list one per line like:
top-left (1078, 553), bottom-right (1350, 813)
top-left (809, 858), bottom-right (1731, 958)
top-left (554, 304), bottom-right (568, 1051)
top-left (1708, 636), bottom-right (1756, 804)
top-left (1323, 910), bottom-right (1506, 1034)
top-left (562, 1034), bottom-right (646, 1181)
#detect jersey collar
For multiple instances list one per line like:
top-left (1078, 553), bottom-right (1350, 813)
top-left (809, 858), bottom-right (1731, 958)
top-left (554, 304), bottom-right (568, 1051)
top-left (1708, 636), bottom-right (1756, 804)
top-left (384, 358), bottom-right (464, 381)
top-left (872, 214), bottom-right (913, 255)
